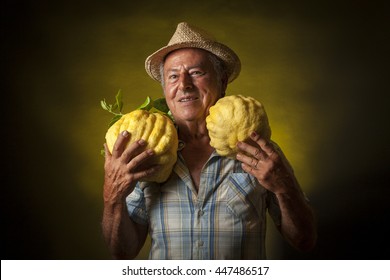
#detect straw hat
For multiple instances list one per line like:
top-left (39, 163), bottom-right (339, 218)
top-left (145, 22), bottom-right (241, 83)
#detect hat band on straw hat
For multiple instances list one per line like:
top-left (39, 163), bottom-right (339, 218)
top-left (145, 22), bottom-right (241, 83)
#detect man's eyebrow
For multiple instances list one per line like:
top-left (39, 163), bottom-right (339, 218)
top-left (166, 67), bottom-right (180, 72)
top-left (166, 64), bottom-right (204, 72)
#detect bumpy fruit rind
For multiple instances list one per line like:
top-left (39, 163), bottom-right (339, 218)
top-left (105, 109), bottom-right (178, 182)
top-left (206, 95), bottom-right (271, 158)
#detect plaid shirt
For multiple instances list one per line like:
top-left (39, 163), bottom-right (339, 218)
top-left (126, 150), bottom-right (281, 260)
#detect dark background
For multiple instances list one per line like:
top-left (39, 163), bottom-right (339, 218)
top-left (2, 0), bottom-right (389, 259)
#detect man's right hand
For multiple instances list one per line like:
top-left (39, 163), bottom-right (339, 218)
top-left (103, 130), bottom-right (159, 204)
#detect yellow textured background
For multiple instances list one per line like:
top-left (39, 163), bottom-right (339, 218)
top-left (3, 0), bottom-right (389, 259)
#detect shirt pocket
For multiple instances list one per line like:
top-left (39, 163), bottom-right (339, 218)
top-left (225, 173), bottom-right (265, 222)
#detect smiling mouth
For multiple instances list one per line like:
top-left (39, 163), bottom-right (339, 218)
top-left (179, 96), bottom-right (199, 102)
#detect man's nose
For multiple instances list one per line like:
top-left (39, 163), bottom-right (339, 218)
top-left (179, 73), bottom-right (193, 91)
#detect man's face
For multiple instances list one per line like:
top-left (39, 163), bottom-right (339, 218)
top-left (162, 48), bottom-right (224, 125)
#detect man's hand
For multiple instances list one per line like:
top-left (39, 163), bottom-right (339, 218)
top-left (103, 130), bottom-right (159, 203)
top-left (236, 131), bottom-right (296, 194)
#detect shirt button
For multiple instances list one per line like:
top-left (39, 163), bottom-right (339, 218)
top-left (198, 210), bottom-right (204, 217)
top-left (198, 240), bottom-right (204, 247)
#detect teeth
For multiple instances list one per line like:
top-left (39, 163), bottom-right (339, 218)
top-left (180, 97), bottom-right (197, 102)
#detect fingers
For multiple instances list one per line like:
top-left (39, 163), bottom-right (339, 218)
top-left (236, 141), bottom-right (266, 162)
top-left (110, 131), bottom-right (153, 163)
top-left (121, 139), bottom-right (149, 164)
top-left (126, 145), bottom-right (155, 170)
top-left (249, 131), bottom-right (274, 158)
top-left (114, 133), bottom-right (159, 178)
top-left (236, 131), bottom-right (277, 165)
top-left (111, 130), bottom-right (131, 158)
top-left (124, 146), bottom-right (161, 182)
top-left (103, 143), bottom-right (111, 158)
top-left (240, 162), bottom-right (257, 176)
top-left (103, 143), bottom-right (112, 170)
top-left (130, 165), bottom-right (160, 182)
top-left (237, 132), bottom-right (294, 193)
top-left (236, 151), bottom-right (260, 169)
top-left (242, 131), bottom-right (276, 159)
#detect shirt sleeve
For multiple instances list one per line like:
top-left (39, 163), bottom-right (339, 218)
top-left (126, 183), bottom-right (149, 225)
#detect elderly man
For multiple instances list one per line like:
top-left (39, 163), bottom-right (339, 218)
top-left (102, 22), bottom-right (317, 259)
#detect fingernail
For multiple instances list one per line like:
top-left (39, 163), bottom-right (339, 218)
top-left (138, 139), bottom-right (146, 145)
top-left (121, 130), bottom-right (129, 137)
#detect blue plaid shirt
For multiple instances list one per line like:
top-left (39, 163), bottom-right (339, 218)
top-left (126, 150), bottom-right (281, 259)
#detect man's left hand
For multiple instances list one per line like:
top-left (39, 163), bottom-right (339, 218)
top-left (236, 131), bottom-right (295, 194)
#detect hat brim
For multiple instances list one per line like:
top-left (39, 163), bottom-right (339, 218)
top-left (145, 41), bottom-right (241, 84)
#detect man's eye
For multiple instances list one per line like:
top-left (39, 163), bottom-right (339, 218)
top-left (191, 71), bottom-right (204, 76)
top-left (168, 74), bottom-right (178, 80)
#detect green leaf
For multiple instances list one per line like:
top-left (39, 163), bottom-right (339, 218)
top-left (137, 96), bottom-right (152, 111)
top-left (153, 97), bottom-right (170, 114)
top-left (149, 107), bottom-right (166, 115)
top-left (148, 107), bottom-right (174, 122)
top-left (100, 99), bottom-right (109, 111)
top-left (115, 89), bottom-right (123, 112)
top-left (167, 111), bottom-right (174, 121)
top-left (111, 103), bottom-right (118, 110)
top-left (108, 114), bottom-right (123, 128)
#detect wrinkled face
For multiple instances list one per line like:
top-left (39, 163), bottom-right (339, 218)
top-left (162, 48), bottom-right (225, 125)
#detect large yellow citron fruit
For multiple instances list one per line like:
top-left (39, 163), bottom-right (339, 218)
top-left (206, 95), bottom-right (271, 158)
top-left (105, 110), bottom-right (178, 183)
